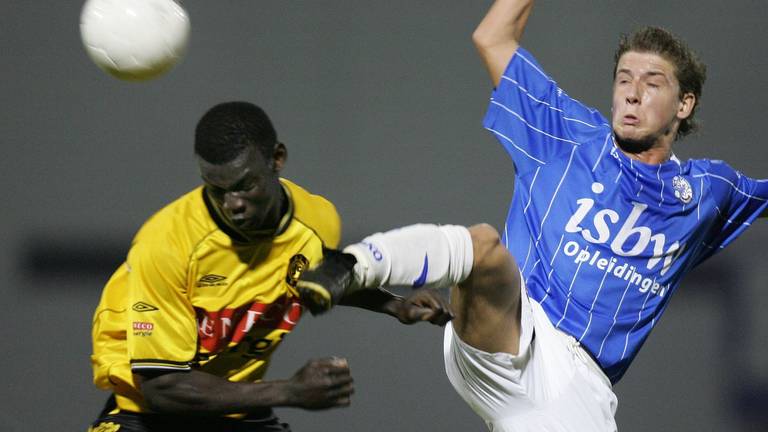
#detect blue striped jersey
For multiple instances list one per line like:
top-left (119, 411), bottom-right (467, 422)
top-left (483, 48), bottom-right (768, 383)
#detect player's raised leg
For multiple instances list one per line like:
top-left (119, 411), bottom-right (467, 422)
top-left (451, 224), bottom-right (522, 355)
top-left (297, 223), bottom-right (523, 355)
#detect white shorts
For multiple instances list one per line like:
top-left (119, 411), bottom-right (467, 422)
top-left (443, 282), bottom-right (618, 432)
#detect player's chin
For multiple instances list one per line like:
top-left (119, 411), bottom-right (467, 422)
top-left (614, 130), bottom-right (655, 154)
top-left (231, 214), bottom-right (262, 231)
top-left (613, 125), bottom-right (638, 141)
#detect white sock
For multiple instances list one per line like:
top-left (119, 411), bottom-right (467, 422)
top-left (342, 224), bottom-right (474, 291)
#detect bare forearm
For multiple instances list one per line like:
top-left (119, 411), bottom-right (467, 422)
top-left (473, 0), bottom-right (534, 86)
top-left (340, 288), bottom-right (454, 326)
top-left (138, 357), bottom-right (354, 415)
top-left (138, 370), bottom-right (296, 416)
top-left (474, 0), bottom-right (533, 45)
top-left (339, 289), bottom-right (402, 317)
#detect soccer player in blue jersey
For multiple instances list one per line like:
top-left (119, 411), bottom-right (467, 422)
top-left (296, 0), bottom-right (768, 430)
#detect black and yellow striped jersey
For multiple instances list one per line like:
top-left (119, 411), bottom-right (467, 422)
top-left (91, 178), bottom-right (340, 413)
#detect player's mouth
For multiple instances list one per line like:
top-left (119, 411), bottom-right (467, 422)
top-left (622, 114), bottom-right (639, 125)
top-left (229, 215), bottom-right (256, 230)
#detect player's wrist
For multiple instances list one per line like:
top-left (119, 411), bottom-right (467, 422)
top-left (266, 379), bottom-right (300, 408)
top-left (228, 379), bottom-right (295, 410)
top-left (381, 296), bottom-right (405, 318)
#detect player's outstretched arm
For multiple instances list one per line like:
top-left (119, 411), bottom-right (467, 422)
top-left (473, 0), bottom-right (534, 87)
top-left (340, 288), bottom-right (454, 326)
top-left (136, 357), bottom-right (353, 415)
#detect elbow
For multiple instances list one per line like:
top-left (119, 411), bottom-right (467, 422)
top-left (472, 23), bottom-right (519, 59)
top-left (472, 0), bottom-right (533, 53)
top-left (472, 26), bottom-right (496, 53)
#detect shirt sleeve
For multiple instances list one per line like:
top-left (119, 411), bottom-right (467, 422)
top-left (126, 239), bottom-right (198, 372)
top-left (700, 161), bottom-right (768, 253)
top-left (482, 47), bottom-right (610, 176)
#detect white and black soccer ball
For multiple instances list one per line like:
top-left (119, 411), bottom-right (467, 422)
top-left (80, 0), bottom-right (191, 81)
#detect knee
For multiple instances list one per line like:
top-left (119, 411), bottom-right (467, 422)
top-left (468, 224), bottom-right (517, 276)
top-left (459, 224), bottom-right (520, 311)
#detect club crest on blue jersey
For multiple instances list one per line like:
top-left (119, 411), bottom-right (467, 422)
top-left (672, 175), bottom-right (693, 204)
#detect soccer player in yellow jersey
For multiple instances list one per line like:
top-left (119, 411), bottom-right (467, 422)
top-left (89, 101), bottom-right (452, 432)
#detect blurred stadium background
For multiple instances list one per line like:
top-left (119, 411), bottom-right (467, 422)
top-left (2, 1), bottom-right (766, 430)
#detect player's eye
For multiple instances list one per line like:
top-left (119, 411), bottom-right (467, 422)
top-left (240, 177), bottom-right (262, 193)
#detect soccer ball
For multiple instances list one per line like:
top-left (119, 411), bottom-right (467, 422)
top-left (80, 0), bottom-right (191, 81)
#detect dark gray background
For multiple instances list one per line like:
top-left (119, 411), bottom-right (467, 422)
top-left (3, 1), bottom-right (767, 431)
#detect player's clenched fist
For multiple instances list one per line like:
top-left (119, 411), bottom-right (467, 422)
top-left (285, 357), bottom-right (354, 410)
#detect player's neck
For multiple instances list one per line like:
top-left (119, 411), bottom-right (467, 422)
top-left (621, 145), bottom-right (672, 165)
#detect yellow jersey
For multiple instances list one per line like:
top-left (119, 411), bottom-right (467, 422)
top-left (91, 179), bottom-right (340, 413)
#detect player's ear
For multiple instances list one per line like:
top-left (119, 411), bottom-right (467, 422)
top-left (270, 142), bottom-right (287, 172)
top-left (676, 92), bottom-right (695, 120)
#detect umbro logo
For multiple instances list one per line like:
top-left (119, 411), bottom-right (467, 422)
top-left (197, 274), bottom-right (228, 287)
top-left (132, 302), bottom-right (159, 312)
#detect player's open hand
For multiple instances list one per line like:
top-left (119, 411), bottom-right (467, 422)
top-left (395, 288), bottom-right (454, 326)
top-left (286, 357), bottom-right (354, 410)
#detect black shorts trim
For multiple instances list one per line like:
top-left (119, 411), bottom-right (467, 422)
top-left (130, 358), bottom-right (192, 366)
top-left (90, 396), bottom-right (291, 432)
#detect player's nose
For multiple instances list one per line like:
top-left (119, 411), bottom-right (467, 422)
top-left (625, 84), bottom-right (640, 104)
top-left (223, 192), bottom-right (247, 214)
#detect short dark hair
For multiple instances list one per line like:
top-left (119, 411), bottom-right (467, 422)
top-left (194, 101), bottom-right (278, 164)
top-left (614, 26), bottom-right (707, 140)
